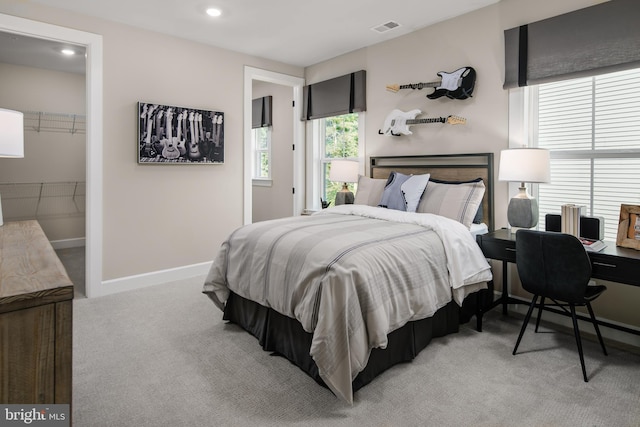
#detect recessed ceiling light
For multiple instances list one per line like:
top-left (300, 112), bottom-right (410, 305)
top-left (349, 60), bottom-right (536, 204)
top-left (206, 8), bottom-right (222, 17)
top-left (61, 49), bottom-right (75, 56)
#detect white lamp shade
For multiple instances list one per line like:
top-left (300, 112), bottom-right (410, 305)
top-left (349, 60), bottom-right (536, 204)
top-left (329, 159), bottom-right (359, 183)
top-left (498, 148), bottom-right (550, 183)
top-left (0, 108), bottom-right (24, 158)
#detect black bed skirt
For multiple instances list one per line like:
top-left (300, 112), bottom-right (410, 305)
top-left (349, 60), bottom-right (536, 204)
top-left (223, 291), bottom-right (484, 394)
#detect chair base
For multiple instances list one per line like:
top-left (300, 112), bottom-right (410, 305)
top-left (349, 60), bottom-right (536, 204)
top-left (512, 295), bottom-right (607, 382)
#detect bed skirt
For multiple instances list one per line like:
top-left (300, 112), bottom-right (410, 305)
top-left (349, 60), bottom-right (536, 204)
top-left (223, 291), bottom-right (485, 395)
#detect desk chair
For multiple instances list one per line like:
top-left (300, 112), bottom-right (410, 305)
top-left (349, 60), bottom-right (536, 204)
top-left (513, 229), bottom-right (608, 382)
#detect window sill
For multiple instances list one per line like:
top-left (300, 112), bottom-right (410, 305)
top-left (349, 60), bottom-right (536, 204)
top-left (252, 179), bottom-right (272, 187)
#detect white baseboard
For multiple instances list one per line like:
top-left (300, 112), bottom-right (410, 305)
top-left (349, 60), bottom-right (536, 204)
top-left (51, 237), bottom-right (86, 249)
top-left (96, 261), bottom-right (213, 298)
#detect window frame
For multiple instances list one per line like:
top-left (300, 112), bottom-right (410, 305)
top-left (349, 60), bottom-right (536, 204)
top-left (309, 113), bottom-right (365, 210)
top-left (251, 125), bottom-right (272, 186)
top-left (510, 68), bottom-right (640, 241)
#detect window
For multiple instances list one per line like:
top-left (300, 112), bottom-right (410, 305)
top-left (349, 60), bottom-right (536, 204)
top-left (528, 67), bottom-right (640, 241)
top-left (312, 113), bottom-right (362, 207)
top-left (252, 126), bottom-right (271, 182)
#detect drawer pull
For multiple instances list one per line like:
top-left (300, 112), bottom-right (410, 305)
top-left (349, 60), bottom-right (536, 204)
top-left (593, 261), bottom-right (617, 268)
top-left (505, 248), bottom-right (516, 252)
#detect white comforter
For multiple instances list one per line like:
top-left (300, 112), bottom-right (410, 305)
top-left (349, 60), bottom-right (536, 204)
top-left (203, 205), bottom-right (492, 403)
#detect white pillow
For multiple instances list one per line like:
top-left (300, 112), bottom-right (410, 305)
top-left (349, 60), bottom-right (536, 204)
top-left (417, 180), bottom-right (485, 228)
top-left (401, 173), bottom-right (431, 213)
top-left (378, 172), bottom-right (430, 212)
top-left (353, 175), bottom-right (387, 206)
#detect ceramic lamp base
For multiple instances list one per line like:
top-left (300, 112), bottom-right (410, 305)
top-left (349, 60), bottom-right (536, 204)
top-left (507, 187), bottom-right (538, 229)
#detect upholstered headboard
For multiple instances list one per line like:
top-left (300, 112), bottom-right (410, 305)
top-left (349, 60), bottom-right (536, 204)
top-left (370, 153), bottom-right (495, 231)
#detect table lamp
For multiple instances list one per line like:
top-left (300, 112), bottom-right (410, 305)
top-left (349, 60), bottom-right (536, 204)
top-left (0, 108), bottom-right (25, 226)
top-left (498, 148), bottom-right (550, 229)
top-left (329, 159), bottom-right (359, 205)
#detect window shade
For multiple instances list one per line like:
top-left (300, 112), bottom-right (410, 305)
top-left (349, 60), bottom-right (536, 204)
top-left (302, 70), bottom-right (366, 120)
top-left (504, 0), bottom-right (640, 89)
top-left (535, 68), bottom-right (640, 241)
top-left (252, 96), bottom-right (272, 129)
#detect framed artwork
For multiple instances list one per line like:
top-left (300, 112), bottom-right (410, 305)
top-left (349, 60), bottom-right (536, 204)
top-left (616, 204), bottom-right (640, 250)
top-left (138, 102), bottom-right (224, 164)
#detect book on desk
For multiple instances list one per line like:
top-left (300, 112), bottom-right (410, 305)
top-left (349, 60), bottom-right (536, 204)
top-left (579, 237), bottom-right (606, 252)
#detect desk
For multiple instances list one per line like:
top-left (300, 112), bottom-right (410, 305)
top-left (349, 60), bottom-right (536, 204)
top-left (476, 228), bottom-right (640, 334)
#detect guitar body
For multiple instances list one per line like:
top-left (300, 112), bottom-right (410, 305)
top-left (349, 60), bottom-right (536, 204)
top-left (386, 66), bottom-right (476, 100)
top-left (427, 67), bottom-right (476, 100)
top-left (381, 109), bottom-right (421, 136)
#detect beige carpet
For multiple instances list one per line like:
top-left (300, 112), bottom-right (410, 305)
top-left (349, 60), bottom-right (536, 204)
top-left (72, 277), bottom-right (640, 426)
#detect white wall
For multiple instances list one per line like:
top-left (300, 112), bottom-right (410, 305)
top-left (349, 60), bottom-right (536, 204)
top-left (0, 1), bottom-right (304, 283)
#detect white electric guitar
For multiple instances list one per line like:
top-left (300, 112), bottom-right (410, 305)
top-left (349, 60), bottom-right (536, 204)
top-left (379, 109), bottom-right (466, 136)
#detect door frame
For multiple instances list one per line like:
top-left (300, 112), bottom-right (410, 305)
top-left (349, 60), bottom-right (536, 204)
top-left (0, 13), bottom-right (103, 298)
top-left (243, 66), bottom-right (304, 225)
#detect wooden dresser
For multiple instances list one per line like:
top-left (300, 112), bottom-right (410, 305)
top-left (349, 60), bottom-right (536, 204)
top-left (0, 220), bottom-right (73, 404)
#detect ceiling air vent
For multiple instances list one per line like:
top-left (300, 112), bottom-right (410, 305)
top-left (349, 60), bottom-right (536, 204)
top-left (371, 21), bottom-right (401, 34)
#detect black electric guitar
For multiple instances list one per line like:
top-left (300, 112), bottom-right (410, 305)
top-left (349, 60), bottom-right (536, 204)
top-left (386, 66), bottom-right (476, 100)
top-left (379, 109), bottom-right (466, 136)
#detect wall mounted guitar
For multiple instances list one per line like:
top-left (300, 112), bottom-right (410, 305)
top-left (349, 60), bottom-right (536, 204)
top-left (386, 66), bottom-right (476, 100)
top-left (379, 109), bottom-right (466, 136)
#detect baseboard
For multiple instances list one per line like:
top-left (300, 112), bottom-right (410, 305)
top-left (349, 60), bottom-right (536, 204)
top-left (50, 237), bottom-right (86, 249)
top-left (96, 261), bottom-right (213, 298)
top-left (498, 292), bottom-right (640, 350)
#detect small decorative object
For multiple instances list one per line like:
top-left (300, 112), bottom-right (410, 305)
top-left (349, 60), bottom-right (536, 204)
top-left (498, 148), bottom-right (550, 230)
top-left (616, 204), bottom-right (640, 250)
top-left (561, 204), bottom-right (584, 237)
top-left (320, 198), bottom-right (331, 209)
top-left (0, 108), bottom-right (25, 226)
top-left (138, 102), bottom-right (224, 164)
top-left (385, 66), bottom-right (476, 99)
top-left (378, 109), bottom-right (465, 136)
top-left (329, 159), bottom-right (359, 205)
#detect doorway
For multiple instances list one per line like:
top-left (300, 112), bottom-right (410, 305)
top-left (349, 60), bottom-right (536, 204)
top-left (0, 13), bottom-right (103, 298)
top-left (243, 66), bottom-right (304, 225)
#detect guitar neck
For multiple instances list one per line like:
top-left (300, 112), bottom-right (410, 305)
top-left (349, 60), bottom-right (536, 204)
top-left (398, 81), bottom-right (439, 90)
top-left (406, 117), bottom-right (445, 125)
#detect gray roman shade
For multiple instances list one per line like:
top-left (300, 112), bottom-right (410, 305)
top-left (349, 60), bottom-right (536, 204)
top-left (252, 96), bottom-right (272, 128)
top-left (302, 70), bottom-right (366, 120)
top-left (504, 0), bottom-right (640, 89)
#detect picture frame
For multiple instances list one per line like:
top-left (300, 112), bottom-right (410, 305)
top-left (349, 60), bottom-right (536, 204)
top-left (138, 102), bottom-right (224, 164)
top-left (616, 204), bottom-right (640, 250)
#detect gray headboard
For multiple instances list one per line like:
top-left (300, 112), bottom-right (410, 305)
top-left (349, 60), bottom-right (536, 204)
top-left (370, 153), bottom-right (495, 231)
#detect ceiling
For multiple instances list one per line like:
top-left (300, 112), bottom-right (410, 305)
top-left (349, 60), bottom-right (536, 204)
top-left (0, 0), bottom-right (499, 73)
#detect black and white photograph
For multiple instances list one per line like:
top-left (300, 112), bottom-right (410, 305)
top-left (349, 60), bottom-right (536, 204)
top-left (138, 102), bottom-right (224, 164)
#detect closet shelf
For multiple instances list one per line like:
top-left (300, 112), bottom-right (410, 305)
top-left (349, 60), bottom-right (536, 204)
top-left (0, 181), bottom-right (85, 221)
top-left (23, 111), bottom-right (86, 135)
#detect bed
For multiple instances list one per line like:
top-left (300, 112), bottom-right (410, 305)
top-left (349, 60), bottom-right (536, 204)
top-left (203, 153), bottom-right (495, 404)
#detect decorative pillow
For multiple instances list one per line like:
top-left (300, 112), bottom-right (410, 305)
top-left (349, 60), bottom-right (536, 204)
top-left (378, 172), bottom-right (430, 212)
top-left (417, 178), bottom-right (485, 228)
top-left (353, 175), bottom-right (387, 206)
top-left (428, 177), bottom-right (484, 224)
top-left (378, 172), bottom-right (411, 211)
top-left (401, 173), bottom-right (431, 213)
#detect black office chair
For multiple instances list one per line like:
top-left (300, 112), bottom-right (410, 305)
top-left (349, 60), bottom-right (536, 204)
top-left (513, 229), bottom-right (608, 382)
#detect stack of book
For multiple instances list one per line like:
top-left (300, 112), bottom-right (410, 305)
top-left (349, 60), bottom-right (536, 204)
top-left (561, 204), bottom-right (583, 237)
